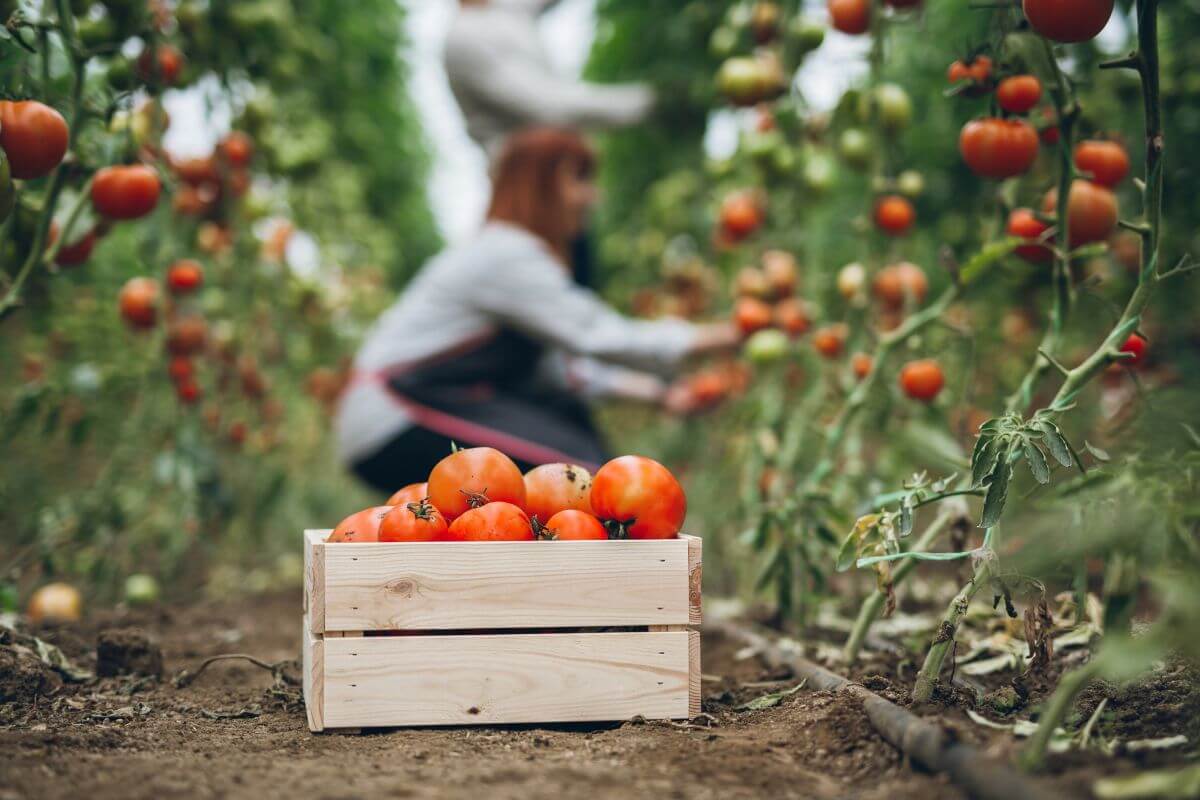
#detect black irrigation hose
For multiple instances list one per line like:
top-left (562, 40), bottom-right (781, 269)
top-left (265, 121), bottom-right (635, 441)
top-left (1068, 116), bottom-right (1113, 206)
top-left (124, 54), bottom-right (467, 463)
top-left (710, 620), bottom-right (1059, 800)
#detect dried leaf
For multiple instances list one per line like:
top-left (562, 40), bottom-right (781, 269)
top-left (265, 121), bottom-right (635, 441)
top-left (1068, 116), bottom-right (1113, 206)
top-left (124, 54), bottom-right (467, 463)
top-left (737, 680), bottom-right (807, 711)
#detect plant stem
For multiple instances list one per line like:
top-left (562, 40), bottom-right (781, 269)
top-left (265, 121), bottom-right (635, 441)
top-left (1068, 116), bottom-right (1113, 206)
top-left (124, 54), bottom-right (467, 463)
top-left (1018, 658), bottom-right (1102, 771)
top-left (40, 176), bottom-right (93, 265)
top-left (843, 504), bottom-right (961, 664)
top-left (911, 553), bottom-right (992, 703)
top-left (807, 284), bottom-right (960, 487)
top-left (0, 5), bottom-right (88, 320)
top-left (1021, 0), bottom-right (1162, 770)
top-left (1006, 39), bottom-right (1077, 416)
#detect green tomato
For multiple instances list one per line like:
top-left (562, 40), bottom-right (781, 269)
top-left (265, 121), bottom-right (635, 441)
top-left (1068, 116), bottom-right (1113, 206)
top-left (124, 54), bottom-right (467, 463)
top-left (875, 83), bottom-right (912, 131)
top-left (124, 574), bottom-right (160, 606)
top-left (897, 169), bottom-right (925, 198)
top-left (77, 15), bottom-right (116, 48)
top-left (743, 129), bottom-right (782, 161)
top-left (787, 16), bottom-right (826, 52)
top-left (709, 25), bottom-right (739, 58)
top-left (803, 151), bottom-right (836, 193)
top-left (838, 128), bottom-right (872, 170)
top-left (716, 57), bottom-right (766, 106)
top-left (744, 329), bottom-right (790, 365)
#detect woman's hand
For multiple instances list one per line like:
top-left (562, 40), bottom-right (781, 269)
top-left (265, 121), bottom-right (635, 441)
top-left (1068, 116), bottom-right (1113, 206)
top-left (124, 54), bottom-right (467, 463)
top-left (688, 322), bottom-right (741, 356)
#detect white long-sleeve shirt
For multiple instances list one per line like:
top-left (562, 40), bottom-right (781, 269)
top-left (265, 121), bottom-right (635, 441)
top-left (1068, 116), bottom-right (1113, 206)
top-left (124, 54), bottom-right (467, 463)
top-left (335, 222), bottom-right (698, 464)
top-left (443, 0), bottom-right (655, 160)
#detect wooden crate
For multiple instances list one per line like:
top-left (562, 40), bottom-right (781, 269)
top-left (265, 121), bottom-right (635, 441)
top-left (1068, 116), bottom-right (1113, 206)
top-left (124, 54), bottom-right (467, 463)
top-left (302, 529), bottom-right (701, 731)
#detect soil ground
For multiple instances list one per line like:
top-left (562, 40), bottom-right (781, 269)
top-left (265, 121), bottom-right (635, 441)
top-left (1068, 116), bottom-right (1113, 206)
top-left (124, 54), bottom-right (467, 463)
top-left (0, 591), bottom-right (1192, 799)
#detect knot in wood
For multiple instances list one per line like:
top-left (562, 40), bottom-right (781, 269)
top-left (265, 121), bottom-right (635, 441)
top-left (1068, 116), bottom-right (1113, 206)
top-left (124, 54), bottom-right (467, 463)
top-left (386, 578), bottom-right (419, 598)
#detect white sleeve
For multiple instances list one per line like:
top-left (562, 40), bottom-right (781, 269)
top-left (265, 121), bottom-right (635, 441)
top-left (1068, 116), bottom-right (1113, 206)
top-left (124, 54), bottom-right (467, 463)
top-left (539, 352), bottom-right (668, 401)
top-left (445, 32), bottom-right (655, 130)
top-left (469, 246), bottom-right (697, 374)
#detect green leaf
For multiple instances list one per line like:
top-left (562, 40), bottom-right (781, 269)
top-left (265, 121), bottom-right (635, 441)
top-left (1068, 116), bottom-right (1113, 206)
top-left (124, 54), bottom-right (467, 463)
top-left (971, 434), bottom-right (1003, 488)
top-left (1033, 419), bottom-right (1073, 468)
top-left (737, 680), bottom-right (807, 710)
top-left (980, 444), bottom-right (1013, 528)
top-left (1024, 440), bottom-right (1050, 484)
top-left (1083, 441), bottom-right (1110, 462)
top-left (1067, 241), bottom-right (1109, 261)
top-left (899, 501), bottom-right (913, 537)
top-left (961, 238), bottom-right (1022, 285)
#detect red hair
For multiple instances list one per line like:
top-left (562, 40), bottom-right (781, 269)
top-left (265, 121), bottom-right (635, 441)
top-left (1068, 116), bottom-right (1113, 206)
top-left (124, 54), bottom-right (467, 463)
top-left (486, 128), bottom-right (596, 264)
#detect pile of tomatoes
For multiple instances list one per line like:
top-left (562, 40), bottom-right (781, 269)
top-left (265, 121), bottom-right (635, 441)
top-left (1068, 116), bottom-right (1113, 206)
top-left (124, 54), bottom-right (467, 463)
top-left (327, 449), bottom-right (687, 544)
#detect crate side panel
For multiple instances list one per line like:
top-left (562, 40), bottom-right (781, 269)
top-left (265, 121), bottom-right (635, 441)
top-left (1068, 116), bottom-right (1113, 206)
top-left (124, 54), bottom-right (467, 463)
top-left (322, 631), bottom-right (691, 727)
top-left (305, 530), bottom-right (327, 634)
top-left (302, 613), bottom-right (324, 732)
top-left (322, 539), bottom-right (690, 631)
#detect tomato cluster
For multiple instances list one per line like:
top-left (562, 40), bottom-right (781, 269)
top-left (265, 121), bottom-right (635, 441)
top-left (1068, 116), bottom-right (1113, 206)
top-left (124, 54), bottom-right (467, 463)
top-left (329, 450), bottom-right (687, 543)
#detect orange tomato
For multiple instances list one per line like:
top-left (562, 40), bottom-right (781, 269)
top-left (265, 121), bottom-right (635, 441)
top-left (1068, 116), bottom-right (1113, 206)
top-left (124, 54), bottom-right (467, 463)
top-left (445, 502), bottom-right (533, 541)
top-left (427, 447), bottom-right (526, 520)
top-left (812, 323), bottom-right (848, 359)
top-left (735, 297), bottom-right (774, 336)
top-left (92, 165), bottom-right (161, 220)
top-left (774, 298), bottom-right (811, 337)
top-left (959, 118), bottom-right (1039, 179)
top-left (899, 359), bottom-right (945, 402)
top-left (523, 463), bottom-right (594, 523)
top-left (590, 455), bottom-right (686, 540)
top-left (540, 509), bottom-right (608, 541)
top-left (1007, 208), bottom-right (1053, 263)
top-left (166, 259), bottom-right (204, 294)
top-left (996, 75), bottom-right (1042, 114)
top-left (328, 505), bottom-right (393, 543)
top-left (719, 192), bottom-right (763, 241)
top-left (828, 0), bottom-right (869, 34)
top-left (874, 194), bottom-right (916, 236)
top-left (1041, 180), bottom-right (1118, 246)
top-left (0, 100), bottom-right (69, 180)
top-left (380, 498), bottom-right (448, 542)
top-left (1073, 140), bottom-right (1129, 187)
top-left (118, 277), bottom-right (159, 330)
top-left (851, 352), bottom-right (873, 379)
top-left (873, 262), bottom-right (928, 310)
top-left (386, 482), bottom-right (427, 507)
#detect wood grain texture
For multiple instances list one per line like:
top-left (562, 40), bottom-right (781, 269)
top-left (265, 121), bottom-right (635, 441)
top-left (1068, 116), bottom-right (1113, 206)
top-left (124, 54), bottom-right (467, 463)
top-left (301, 613), bottom-right (324, 732)
top-left (688, 630), bottom-right (701, 718)
top-left (318, 534), bottom-right (696, 632)
top-left (321, 631), bottom-right (693, 727)
top-left (305, 530), bottom-right (325, 634)
top-left (686, 535), bottom-right (702, 625)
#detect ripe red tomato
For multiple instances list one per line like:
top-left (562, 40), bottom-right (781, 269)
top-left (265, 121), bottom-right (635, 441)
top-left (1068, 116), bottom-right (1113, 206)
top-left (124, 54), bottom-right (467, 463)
top-left (734, 297), bottom-right (773, 336)
top-left (1022, 0), bottom-right (1114, 43)
top-left (959, 118), bottom-right (1039, 179)
top-left (137, 44), bottom-right (185, 85)
top-left (166, 259), bottom-right (204, 294)
top-left (1007, 208), bottom-right (1053, 263)
top-left (220, 131), bottom-right (254, 167)
top-left (386, 482), bottom-right (427, 507)
top-left (812, 323), bottom-right (848, 359)
top-left (851, 352), bottom-right (873, 379)
top-left (899, 359), bottom-right (945, 401)
top-left (166, 315), bottom-right (208, 356)
top-left (719, 192), bottom-right (763, 241)
top-left (428, 446), bottom-right (526, 520)
top-left (173, 156), bottom-right (218, 186)
top-left (168, 356), bottom-right (193, 384)
top-left (590, 456), bottom-right (686, 540)
top-left (1073, 140), bottom-right (1129, 187)
top-left (46, 222), bottom-right (96, 267)
top-left (539, 510), bottom-right (608, 541)
top-left (92, 165), bottom-right (161, 220)
top-left (1119, 333), bottom-right (1147, 367)
top-left (828, 0), bottom-right (869, 34)
top-left (523, 463), bottom-right (593, 523)
top-left (687, 370), bottom-right (729, 406)
top-left (176, 380), bottom-right (202, 405)
top-left (761, 249), bottom-right (798, 296)
top-left (1041, 180), bottom-right (1118, 246)
top-left (996, 75), bottom-right (1042, 114)
top-left (874, 194), bottom-right (915, 236)
top-left (774, 298), bottom-right (811, 337)
top-left (947, 55), bottom-right (993, 94)
top-left (0, 100), bottom-right (69, 180)
top-left (328, 505), bottom-right (393, 543)
top-left (118, 277), bottom-right (159, 329)
top-left (445, 502), bottom-right (533, 541)
top-left (873, 261), bottom-right (928, 310)
top-left (380, 498), bottom-right (448, 542)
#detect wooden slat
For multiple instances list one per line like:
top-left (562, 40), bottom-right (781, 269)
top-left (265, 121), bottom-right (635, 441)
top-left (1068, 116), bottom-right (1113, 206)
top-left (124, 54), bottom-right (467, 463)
top-left (688, 629), bottom-right (701, 718)
top-left (301, 612), bottom-right (323, 732)
top-left (687, 535), bottom-right (702, 624)
top-left (322, 631), bottom-right (692, 727)
top-left (316, 533), bottom-right (698, 632)
top-left (304, 530), bottom-right (325, 635)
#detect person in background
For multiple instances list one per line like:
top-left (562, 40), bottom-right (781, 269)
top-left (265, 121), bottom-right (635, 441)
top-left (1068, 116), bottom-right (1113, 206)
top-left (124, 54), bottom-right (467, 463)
top-left (444, 0), bottom-right (656, 287)
top-left (444, 0), bottom-right (655, 163)
top-left (336, 128), bottom-right (738, 493)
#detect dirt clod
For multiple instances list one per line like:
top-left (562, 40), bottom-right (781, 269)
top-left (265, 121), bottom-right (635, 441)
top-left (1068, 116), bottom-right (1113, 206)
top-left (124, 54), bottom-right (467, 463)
top-left (95, 629), bottom-right (163, 678)
top-left (0, 643), bottom-right (61, 703)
